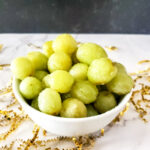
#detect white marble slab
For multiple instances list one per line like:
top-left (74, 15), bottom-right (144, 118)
top-left (0, 34), bottom-right (150, 150)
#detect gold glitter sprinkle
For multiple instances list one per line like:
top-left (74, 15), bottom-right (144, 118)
top-left (101, 128), bottom-right (104, 136)
top-left (0, 44), bottom-right (3, 52)
top-left (43, 129), bottom-right (47, 136)
top-left (138, 60), bottom-right (150, 64)
top-left (105, 46), bottom-right (118, 51)
top-left (0, 64), bottom-right (10, 67)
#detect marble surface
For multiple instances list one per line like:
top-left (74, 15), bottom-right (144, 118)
top-left (0, 0), bottom-right (150, 33)
top-left (0, 34), bottom-right (150, 150)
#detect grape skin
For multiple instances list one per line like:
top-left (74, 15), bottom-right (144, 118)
top-left (42, 41), bottom-right (54, 57)
top-left (49, 70), bottom-right (74, 93)
top-left (52, 34), bottom-right (77, 55)
top-left (71, 80), bottom-right (98, 104)
top-left (106, 73), bottom-right (134, 95)
top-left (19, 77), bottom-right (43, 99)
top-left (38, 88), bottom-right (62, 115)
top-left (86, 105), bottom-right (99, 117)
top-left (11, 57), bottom-right (33, 80)
top-left (27, 51), bottom-right (48, 70)
top-left (88, 58), bottom-right (118, 85)
top-left (76, 43), bottom-right (107, 65)
top-left (42, 74), bottom-right (51, 88)
top-left (114, 62), bottom-right (127, 74)
top-left (48, 52), bottom-right (72, 72)
top-left (69, 63), bottom-right (88, 81)
top-left (60, 98), bottom-right (87, 118)
top-left (94, 91), bottom-right (117, 113)
top-left (33, 70), bottom-right (48, 81)
top-left (31, 97), bottom-right (39, 110)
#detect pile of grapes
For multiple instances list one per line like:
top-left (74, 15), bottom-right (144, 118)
top-left (11, 34), bottom-right (133, 118)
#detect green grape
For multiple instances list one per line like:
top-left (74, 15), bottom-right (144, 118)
top-left (11, 57), bottom-right (33, 80)
top-left (69, 63), bottom-right (88, 81)
top-left (71, 80), bottom-right (98, 104)
top-left (49, 70), bottom-right (74, 93)
top-left (60, 98), bottom-right (87, 118)
top-left (48, 52), bottom-right (72, 72)
top-left (76, 43), bottom-right (107, 65)
top-left (31, 97), bottom-right (39, 110)
top-left (42, 74), bottom-right (51, 88)
top-left (42, 41), bottom-right (54, 57)
top-left (94, 91), bottom-right (117, 113)
top-left (52, 34), bottom-right (77, 55)
top-left (114, 62), bottom-right (127, 74)
top-left (86, 105), bottom-right (99, 117)
top-left (72, 50), bottom-right (79, 64)
top-left (27, 51), bottom-right (48, 70)
top-left (88, 58), bottom-right (118, 85)
top-left (33, 70), bottom-right (48, 81)
top-left (61, 92), bottom-right (72, 100)
top-left (38, 88), bottom-right (62, 115)
top-left (106, 73), bottom-right (134, 95)
top-left (19, 77), bottom-right (43, 99)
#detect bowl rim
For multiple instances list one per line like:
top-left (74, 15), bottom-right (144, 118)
top-left (13, 77), bottom-right (131, 123)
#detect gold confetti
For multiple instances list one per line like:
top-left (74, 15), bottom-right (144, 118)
top-left (105, 46), bottom-right (118, 51)
top-left (43, 129), bottom-right (47, 136)
top-left (138, 60), bottom-right (150, 64)
top-left (0, 44), bottom-right (3, 52)
top-left (101, 128), bottom-right (104, 136)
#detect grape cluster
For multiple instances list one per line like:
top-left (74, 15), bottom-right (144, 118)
top-left (11, 34), bottom-right (134, 118)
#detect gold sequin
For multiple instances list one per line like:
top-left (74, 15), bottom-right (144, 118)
top-left (105, 46), bottom-right (118, 51)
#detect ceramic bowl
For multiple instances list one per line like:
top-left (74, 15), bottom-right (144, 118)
top-left (13, 78), bottom-right (131, 136)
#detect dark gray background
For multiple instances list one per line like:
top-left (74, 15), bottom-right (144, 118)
top-left (0, 0), bottom-right (150, 33)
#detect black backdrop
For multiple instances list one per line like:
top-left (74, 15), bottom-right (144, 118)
top-left (0, 0), bottom-right (150, 33)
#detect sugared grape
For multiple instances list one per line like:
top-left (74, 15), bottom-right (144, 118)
top-left (69, 63), bottom-right (88, 81)
top-left (52, 34), bottom-right (77, 55)
top-left (49, 70), bottom-right (74, 93)
top-left (27, 51), bottom-right (48, 70)
top-left (71, 80), bottom-right (98, 104)
top-left (94, 91), bottom-right (117, 113)
top-left (76, 43), bottom-right (107, 65)
top-left (31, 97), bottom-right (39, 110)
top-left (86, 105), bottom-right (99, 117)
top-left (48, 52), bottom-right (72, 72)
top-left (42, 74), bottom-right (51, 88)
top-left (60, 98), bottom-right (87, 118)
top-left (11, 57), bottom-right (33, 80)
top-left (33, 70), bottom-right (48, 81)
top-left (106, 73), bottom-right (134, 95)
top-left (20, 77), bottom-right (43, 99)
top-left (42, 41), bottom-right (54, 57)
top-left (88, 58), bottom-right (118, 85)
top-left (38, 88), bottom-right (62, 115)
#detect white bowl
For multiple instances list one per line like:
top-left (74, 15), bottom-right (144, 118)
top-left (13, 78), bottom-right (131, 136)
